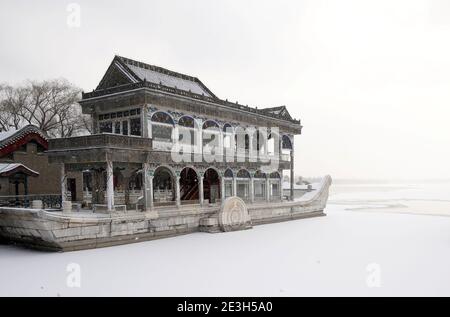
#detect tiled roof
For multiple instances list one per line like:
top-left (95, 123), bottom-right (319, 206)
top-left (0, 125), bottom-right (48, 149)
top-left (261, 106), bottom-right (293, 121)
top-left (119, 57), bottom-right (214, 97)
top-left (0, 163), bottom-right (39, 177)
top-left (87, 56), bottom-right (301, 125)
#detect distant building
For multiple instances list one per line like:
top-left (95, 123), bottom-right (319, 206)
top-left (0, 125), bottom-right (81, 207)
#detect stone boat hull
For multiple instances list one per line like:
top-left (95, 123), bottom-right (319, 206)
top-left (0, 176), bottom-right (332, 252)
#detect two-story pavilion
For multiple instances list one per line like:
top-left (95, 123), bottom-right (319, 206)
top-left (47, 56), bottom-right (302, 212)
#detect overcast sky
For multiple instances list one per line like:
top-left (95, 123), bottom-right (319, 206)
top-left (1, 0), bottom-right (450, 180)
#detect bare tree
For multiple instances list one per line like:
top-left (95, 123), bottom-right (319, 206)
top-left (0, 84), bottom-right (29, 131)
top-left (0, 79), bottom-right (91, 137)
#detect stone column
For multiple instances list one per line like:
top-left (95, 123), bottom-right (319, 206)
top-left (172, 125), bottom-right (179, 144)
top-left (24, 176), bottom-right (29, 207)
top-left (249, 176), bottom-right (255, 203)
top-left (199, 176), bottom-right (204, 206)
top-left (142, 105), bottom-right (149, 138)
top-left (84, 172), bottom-right (90, 201)
top-left (106, 160), bottom-right (114, 212)
top-left (290, 140), bottom-right (295, 201)
top-left (195, 119), bottom-right (203, 162)
top-left (220, 175), bottom-right (225, 201)
top-left (142, 163), bottom-right (153, 210)
top-left (264, 130), bottom-right (269, 156)
top-left (14, 181), bottom-right (19, 205)
top-left (149, 176), bottom-right (154, 209)
top-left (232, 177), bottom-right (237, 197)
top-left (61, 164), bottom-right (67, 203)
top-left (280, 178), bottom-right (284, 202)
top-left (266, 177), bottom-right (271, 202)
top-left (175, 176), bottom-right (181, 208)
top-left (248, 132), bottom-right (254, 162)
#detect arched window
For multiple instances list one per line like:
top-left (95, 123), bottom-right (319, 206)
top-left (203, 120), bottom-right (220, 151)
top-left (178, 116), bottom-right (196, 145)
top-left (224, 168), bottom-right (234, 178)
top-left (179, 116), bottom-right (195, 128)
top-left (268, 132), bottom-right (280, 155)
top-left (254, 170), bottom-right (266, 178)
top-left (256, 129), bottom-right (268, 153)
top-left (203, 168), bottom-right (221, 202)
top-left (223, 123), bottom-right (233, 133)
top-left (203, 120), bottom-right (220, 130)
top-left (223, 123), bottom-right (233, 149)
top-left (270, 171), bottom-right (281, 179)
top-left (282, 135), bottom-right (293, 150)
top-left (236, 169), bottom-right (251, 200)
top-left (223, 168), bottom-right (234, 198)
top-left (150, 112), bottom-right (174, 142)
top-left (235, 127), bottom-right (250, 151)
top-left (180, 167), bottom-right (199, 202)
top-left (253, 170), bottom-right (267, 200)
top-left (237, 169), bottom-right (251, 178)
top-left (153, 166), bottom-right (175, 203)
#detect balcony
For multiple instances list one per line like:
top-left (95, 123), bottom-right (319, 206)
top-left (47, 134), bottom-right (152, 164)
top-left (49, 133), bottom-right (152, 151)
top-left (47, 133), bottom-right (291, 169)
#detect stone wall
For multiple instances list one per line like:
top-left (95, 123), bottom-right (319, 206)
top-left (6, 142), bottom-right (83, 198)
top-left (0, 176), bottom-right (331, 252)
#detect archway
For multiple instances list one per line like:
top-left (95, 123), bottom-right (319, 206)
top-left (153, 166), bottom-right (175, 204)
top-left (269, 171), bottom-right (282, 200)
top-left (203, 168), bottom-right (221, 203)
top-left (178, 115), bottom-right (196, 146)
top-left (234, 127), bottom-right (250, 151)
top-left (282, 135), bottom-right (293, 150)
top-left (203, 120), bottom-right (220, 154)
top-left (236, 169), bottom-right (251, 200)
top-left (268, 132), bottom-right (282, 156)
top-left (254, 170), bottom-right (267, 201)
top-left (150, 111), bottom-right (175, 142)
top-left (223, 123), bottom-right (233, 149)
top-left (180, 167), bottom-right (199, 202)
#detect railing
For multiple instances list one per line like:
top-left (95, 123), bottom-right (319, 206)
top-left (153, 142), bottom-right (291, 163)
top-left (48, 134), bottom-right (290, 164)
top-left (0, 194), bottom-right (62, 209)
top-left (48, 134), bottom-right (152, 151)
top-left (154, 189), bottom-right (174, 202)
top-left (82, 190), bottom-right (143, 205)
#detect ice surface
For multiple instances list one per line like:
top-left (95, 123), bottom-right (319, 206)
top-left (0, 182), bottom-right (449, 296)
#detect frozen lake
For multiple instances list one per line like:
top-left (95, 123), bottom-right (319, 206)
top-left (330, 181), bottom-right (450, 216)
top-left (0, 181), bottom-right (449, 296)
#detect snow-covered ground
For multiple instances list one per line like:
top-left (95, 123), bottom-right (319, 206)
top-left (1, 182), bottom-right (449, 297)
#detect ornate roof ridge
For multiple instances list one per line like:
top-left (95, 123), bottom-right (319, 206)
top-left (0, 125), bottom-right (48, 150)
top-left (82, 81), bottom-right (301, 125)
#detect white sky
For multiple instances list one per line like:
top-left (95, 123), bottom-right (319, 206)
top-left (1, 0), bottom-right (450, 180)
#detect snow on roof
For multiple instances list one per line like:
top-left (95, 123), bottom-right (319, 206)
top-left (0, 129), bottom-right (19, 142)
top-left (116, 56), bottom-right (214, 97)
top-left (0, 125), bottom-right (48, 150)
top-left (0, 163), bottom-right (39, 176)
top-left (126, 63), bottom-right (212, 97)
top-left (91, 56), bottom-right (301, 125)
